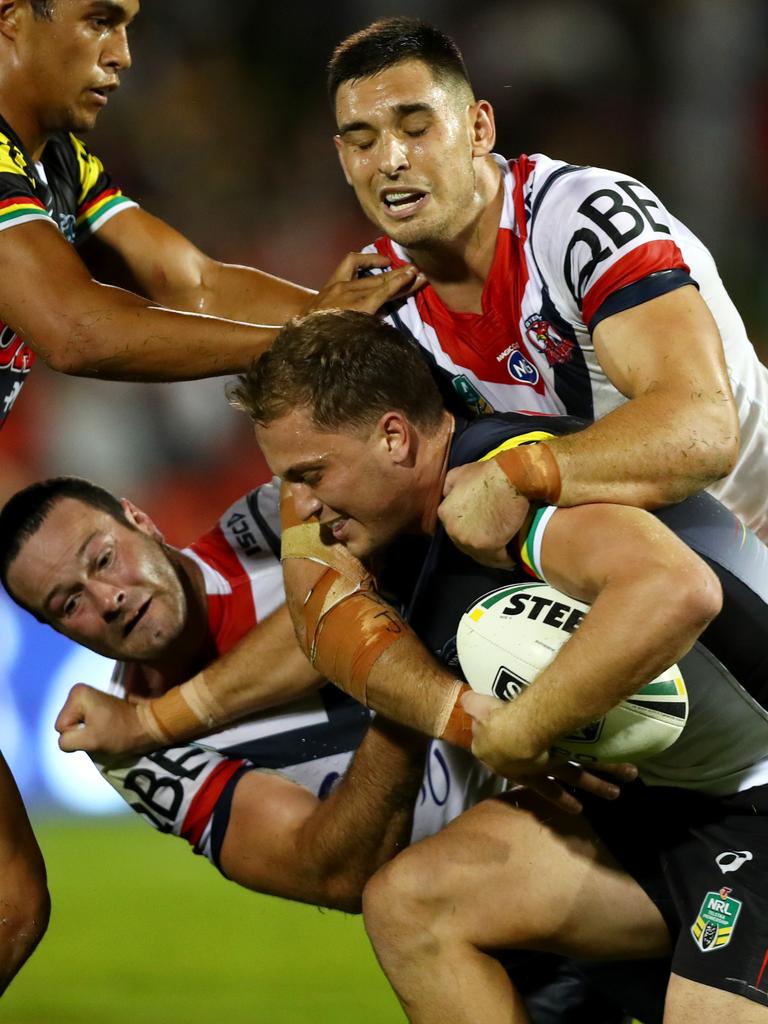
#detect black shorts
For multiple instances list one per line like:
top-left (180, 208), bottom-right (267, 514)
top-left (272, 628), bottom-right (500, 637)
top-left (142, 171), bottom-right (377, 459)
top-left (581, 779), bottom-right (768, 1008)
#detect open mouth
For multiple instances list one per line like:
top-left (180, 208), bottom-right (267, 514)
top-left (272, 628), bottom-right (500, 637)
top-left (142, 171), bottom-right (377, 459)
top-left (380, 189), bottom-right (429, 219)
top-left (123, 598), bottom-right (151, 638)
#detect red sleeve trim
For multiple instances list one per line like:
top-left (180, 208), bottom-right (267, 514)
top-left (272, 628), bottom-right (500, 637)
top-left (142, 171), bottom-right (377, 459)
top-left (581, 239), bottom-right (689, 327)
top-left (181, 758), bottom-right (247, 850)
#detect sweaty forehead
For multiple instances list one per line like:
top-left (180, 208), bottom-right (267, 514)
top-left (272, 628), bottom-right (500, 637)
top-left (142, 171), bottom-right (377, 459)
top-left (335, 59), bottom-right (455, 125)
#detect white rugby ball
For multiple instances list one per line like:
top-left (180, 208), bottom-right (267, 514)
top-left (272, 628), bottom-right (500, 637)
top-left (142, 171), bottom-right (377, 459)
top-left (457, 582), bottom-right (688, 763)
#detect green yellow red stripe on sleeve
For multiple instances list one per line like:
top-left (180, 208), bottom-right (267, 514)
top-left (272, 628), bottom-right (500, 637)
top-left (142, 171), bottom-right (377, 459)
top-left (75, 188), bottom-right (136, 241)
top-left (0, 194), bottom-right (49, 230)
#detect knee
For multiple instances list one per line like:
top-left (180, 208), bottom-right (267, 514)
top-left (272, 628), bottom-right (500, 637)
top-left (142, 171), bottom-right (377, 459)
top-left (363, 848), bottom-right (454, 966)
top-left (0, 861), bottom-right (51, 993)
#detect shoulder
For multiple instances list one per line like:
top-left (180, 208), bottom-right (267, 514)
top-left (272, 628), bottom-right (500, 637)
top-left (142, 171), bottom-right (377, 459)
top-left (188, 480), bottom-right (282, 584)
top-left (450, 413), bottom-right (586, 467)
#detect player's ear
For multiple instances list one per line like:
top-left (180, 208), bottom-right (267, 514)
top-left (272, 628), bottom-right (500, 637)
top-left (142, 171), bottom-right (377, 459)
top-left (334, 136), bottom-right (354, 186)
top-left (121, 498), bottom-right (164, 542)
top-left (378, 411), bottom-right (413, 465)
top-left (0, 1), bottom-right (24, 41)
top-left (469, 100), bottom-right (496, 158)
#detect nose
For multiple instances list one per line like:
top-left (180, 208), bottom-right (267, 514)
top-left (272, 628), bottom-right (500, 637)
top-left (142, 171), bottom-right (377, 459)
top-left (378, 131), bottom-right (410, 177)
top-left (102, 26), bottom-right (132, 72)
top-left (90, 580), bottom-right (126, 621)
top-left (291, 484), bottom-right (323, 522)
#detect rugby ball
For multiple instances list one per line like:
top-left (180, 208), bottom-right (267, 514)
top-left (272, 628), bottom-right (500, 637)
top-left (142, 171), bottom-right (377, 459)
top-left (456, 582), bottom-right (688, 763)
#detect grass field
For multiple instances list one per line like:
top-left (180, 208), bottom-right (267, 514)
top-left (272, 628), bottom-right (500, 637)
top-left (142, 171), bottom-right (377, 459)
top-left (1, 816), bottom-right (405, 1024)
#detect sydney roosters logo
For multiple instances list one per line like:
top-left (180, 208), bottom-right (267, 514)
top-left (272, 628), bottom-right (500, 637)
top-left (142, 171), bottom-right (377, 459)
top-left (525, 315), bottom-right (574, 366)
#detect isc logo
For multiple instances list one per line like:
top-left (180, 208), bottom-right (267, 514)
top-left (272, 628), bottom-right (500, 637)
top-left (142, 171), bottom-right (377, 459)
top-left (502, 592), bottom-right (584, 633)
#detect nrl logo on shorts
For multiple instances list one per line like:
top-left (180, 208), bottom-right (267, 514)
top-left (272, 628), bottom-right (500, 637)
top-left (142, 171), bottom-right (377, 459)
top-left (525, 315), bottom-right (574, 367)
top-left (691, 886), bottom-right (742, 952)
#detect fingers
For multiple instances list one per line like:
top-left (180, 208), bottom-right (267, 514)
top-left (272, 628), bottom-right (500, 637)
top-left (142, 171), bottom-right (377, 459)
top-left (460, 690), bottom-right (501, 722)
top-left (58, 725), bottom-right (89, 754)
top-left (522, 775), bottom-right (583, 815)
top-left (313, 253), bottom-right (426, 316)
top-left (326, 251), bottom-right (393, 284)
top-left (547, 760), bottom-right (637, 801)
top-left (53, 682), bottom-right (89, 734)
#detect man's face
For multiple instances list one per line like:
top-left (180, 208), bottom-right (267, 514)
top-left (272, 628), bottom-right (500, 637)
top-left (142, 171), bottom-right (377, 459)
top-left (6, 497), bottom-right (187, 661)
top-left (334, 59), bottom-right (484, 249)
top-left (16, 0), bottom-right (138, 135)
top-left (255, 407), bottom-right (420, 560)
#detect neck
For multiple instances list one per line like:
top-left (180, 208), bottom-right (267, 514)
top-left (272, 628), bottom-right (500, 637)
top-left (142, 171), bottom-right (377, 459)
top-left (0, 77), bottom-right (52, 160)
top-left (128, 549), bottom-right (216, 697)
top-left (403, 156), bottom-right (504, 312)
top-left (416, 412), bottom-right (455, 536)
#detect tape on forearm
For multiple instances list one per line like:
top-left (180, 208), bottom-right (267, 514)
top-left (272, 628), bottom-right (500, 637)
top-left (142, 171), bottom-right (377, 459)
top-left (437, 683), bottom-right (474, 750)
top-left (143, 672), bottom-right (225, 745)
top-left (282, 521), bottom-right (368, 583)
top-left (135, 699), bottom-right (173, 746)
top-left (304, 565), bottom-right (476, 745)
top-left (308, 575), bottom-right (407, 705)
top-left (495, 443), bottom-right (562, 504)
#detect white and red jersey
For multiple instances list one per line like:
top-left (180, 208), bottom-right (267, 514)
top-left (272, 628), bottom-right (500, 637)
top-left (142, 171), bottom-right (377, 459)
top-left (101, 480), bottom-right (493, 868)
top-left (367, 153), bottom-right (768, 540)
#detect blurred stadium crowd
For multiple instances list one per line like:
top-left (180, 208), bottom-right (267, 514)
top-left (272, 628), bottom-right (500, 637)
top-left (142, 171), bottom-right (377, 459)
top-left (2, 0), bottom-right (766, 547)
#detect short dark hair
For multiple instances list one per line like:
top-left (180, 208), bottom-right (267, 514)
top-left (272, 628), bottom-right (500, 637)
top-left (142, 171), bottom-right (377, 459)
top-left (228, 309), bottom-right (445, 434)
top-left (0, 477), bottom-right (129, 608)
top-left (327, 17), bottom-right (473, 105)
top-left (30, 0), bottom-right (54, 19)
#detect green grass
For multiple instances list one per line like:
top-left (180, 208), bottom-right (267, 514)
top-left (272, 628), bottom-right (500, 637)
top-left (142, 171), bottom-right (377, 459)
top-left (1, 817), bottom-right (405, 1024)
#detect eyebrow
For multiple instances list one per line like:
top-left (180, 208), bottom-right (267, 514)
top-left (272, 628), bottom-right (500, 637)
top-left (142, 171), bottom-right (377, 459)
top-left (282, 459), bottom-right (324, 482)
top-left (43, 531), bottom-right (99, 614)
top-left (338, 102), bottom-right (434, 137)
top-left (86, 0), bottom-right (134, 23)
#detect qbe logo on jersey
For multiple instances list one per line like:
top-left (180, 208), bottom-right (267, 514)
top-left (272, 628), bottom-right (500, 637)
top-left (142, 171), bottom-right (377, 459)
top-left (691, 886), bottom-right (742, 952)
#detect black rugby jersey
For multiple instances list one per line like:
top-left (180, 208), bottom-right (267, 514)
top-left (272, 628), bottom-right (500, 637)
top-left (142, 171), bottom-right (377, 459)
top-left (0, 114), bottom-right (135, 423)
top-left (392, 413), bottom-right (768, 795)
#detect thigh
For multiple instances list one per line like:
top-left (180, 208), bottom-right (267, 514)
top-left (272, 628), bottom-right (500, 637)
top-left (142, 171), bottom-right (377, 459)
top-left (392, 789), bottom-right (671, 960)
top-left (665, 973), bottom-right (768, 1023)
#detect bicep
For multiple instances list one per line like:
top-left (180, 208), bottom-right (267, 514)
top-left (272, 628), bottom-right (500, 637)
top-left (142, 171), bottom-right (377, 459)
top-left (592, 285), bottom-right (731, 399)
top-left (538, 502), bottom-right (698, 602)
top-left (0, 220), bottom-right (107, 348)
top-left (79, 206), bottom-right (210, 301)
top-left (82, 207), bottom-right (313, 319)
top-left (218, 769), bottom-right (320, 896)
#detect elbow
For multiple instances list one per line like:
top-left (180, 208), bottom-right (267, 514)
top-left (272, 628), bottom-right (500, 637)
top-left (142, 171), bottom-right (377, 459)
top-left (319, 873), bottom-right (365, 915)
top-left (34, 327), bottom-right (93, 376)
top-left (666, 557), bottom-right (723, 644)
top-left (696, 395), bottom-right (741, 484)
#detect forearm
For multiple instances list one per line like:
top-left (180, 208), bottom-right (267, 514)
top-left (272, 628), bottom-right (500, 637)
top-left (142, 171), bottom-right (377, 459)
top-left (174, 261), bottom-right (314, 323)
top-left (283, 552), bottom-right (472, 746)
top-left (546, 386), bottom-right (739, 509)
top-left (295, 718), bottom-right (429, 912)
top-left (141, 608), bottom-right (322, 750)
top-left (38, 290), bottom-right (280, 380)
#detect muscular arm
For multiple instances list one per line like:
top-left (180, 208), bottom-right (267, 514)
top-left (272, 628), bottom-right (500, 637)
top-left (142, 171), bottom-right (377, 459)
top-left (466, 503), bottom-right (723, 776)
top-left (0, 756), bottom-right (50, 994)
top-left (0, 220), bottom-right (288, 379)
top-left (57, 605), bottom-right (323, 756)
top-left (555, 286), bottom-right (738, 506)
top-left (281, 530), bottom-right (633, 812)
top-left (219, 717), bottom-right (428, 912)
top-left (3, 218), bottom-right (418, 381)
top-left (80, 207), bottom-right (313, 324)
top-left (439, 287), bottom-right (740, 567)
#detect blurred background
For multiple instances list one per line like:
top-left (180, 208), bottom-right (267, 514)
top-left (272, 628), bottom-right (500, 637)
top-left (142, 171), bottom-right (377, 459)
top-left (0, 1), bottom-right (767, 1019)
